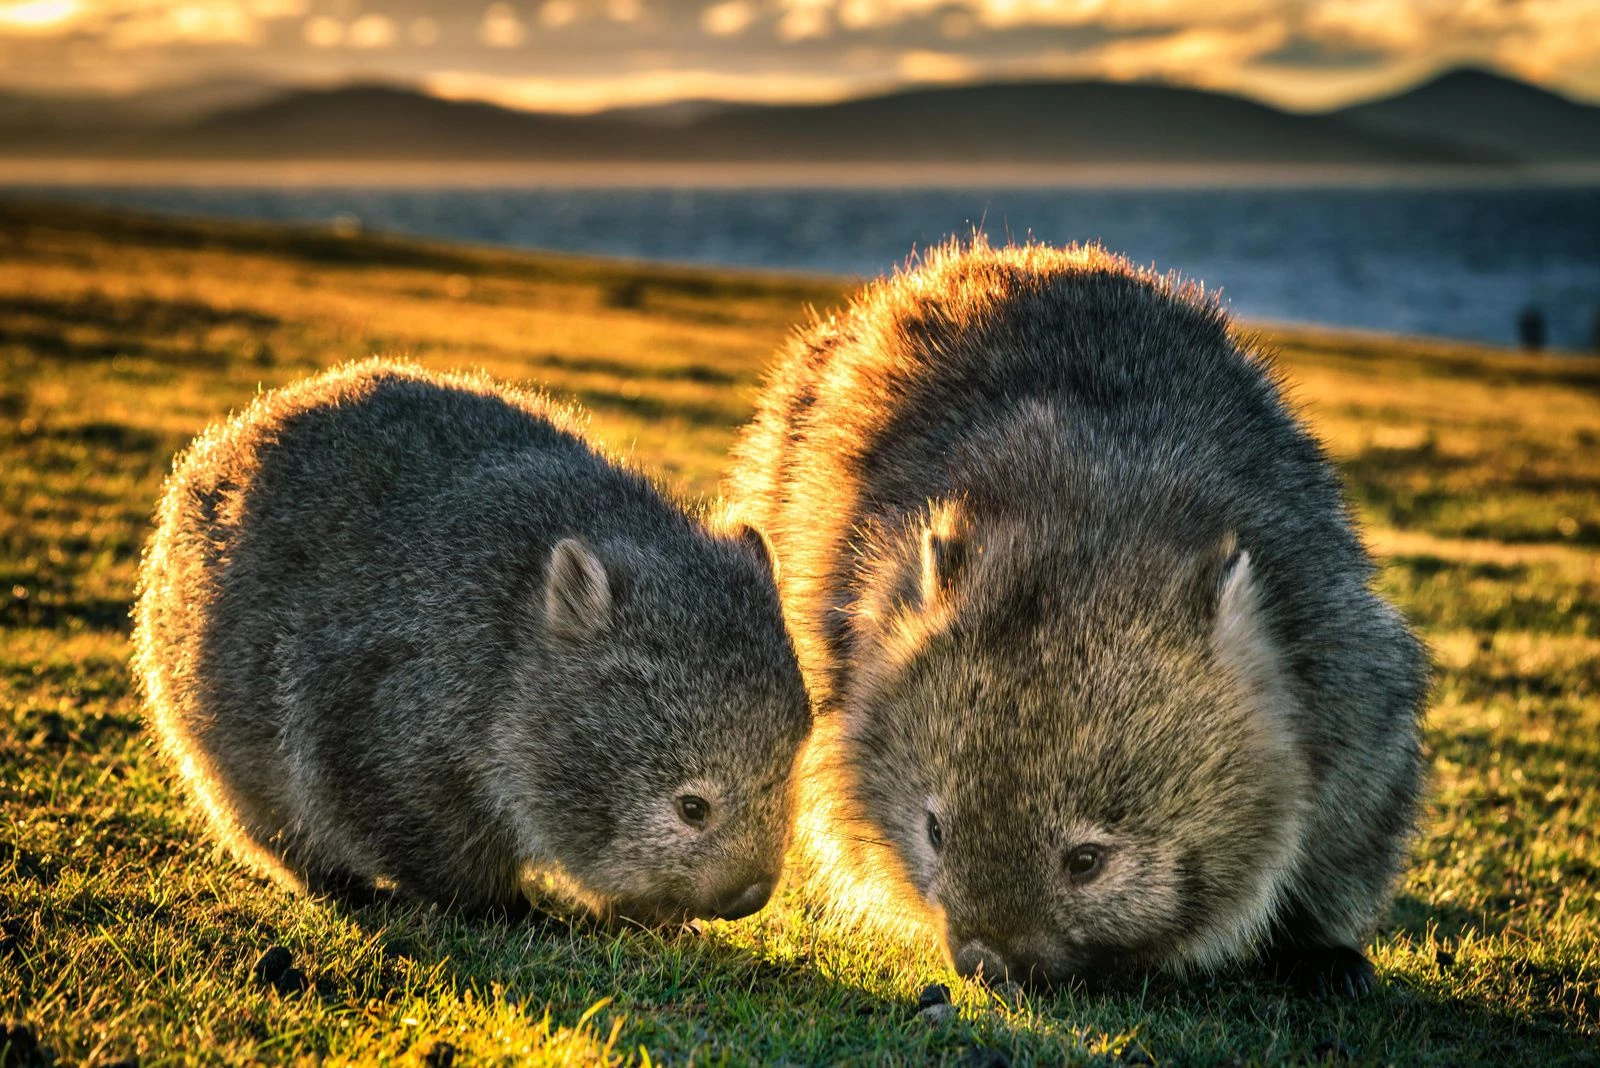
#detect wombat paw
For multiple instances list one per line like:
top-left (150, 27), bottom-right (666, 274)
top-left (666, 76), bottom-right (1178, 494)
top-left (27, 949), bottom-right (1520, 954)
top-left (1268, 944), bottom-right (1375, 998)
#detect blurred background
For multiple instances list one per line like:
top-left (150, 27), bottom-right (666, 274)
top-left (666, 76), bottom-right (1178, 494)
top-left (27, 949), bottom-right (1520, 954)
top-left (2, 0), bottom-right (1598, 349)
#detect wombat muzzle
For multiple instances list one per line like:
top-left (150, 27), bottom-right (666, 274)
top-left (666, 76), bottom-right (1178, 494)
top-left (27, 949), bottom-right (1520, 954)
top-left (708, 879), bottom-right (773, 922)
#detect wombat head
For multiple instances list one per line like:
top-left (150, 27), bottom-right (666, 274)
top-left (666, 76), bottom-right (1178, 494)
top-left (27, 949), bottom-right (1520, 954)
top-left (499, 527), bottom-right (810, 926)
top-left (837, 503), bottom-right (1310, 984)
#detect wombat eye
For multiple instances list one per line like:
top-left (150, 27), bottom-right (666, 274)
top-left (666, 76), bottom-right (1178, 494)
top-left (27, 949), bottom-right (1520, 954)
top-left (1066, 845), bottom-right (1103, 884)
top-left (926, 810), bottom-right (944, 852)
top-left (676, 795), bottom-right (710, 828)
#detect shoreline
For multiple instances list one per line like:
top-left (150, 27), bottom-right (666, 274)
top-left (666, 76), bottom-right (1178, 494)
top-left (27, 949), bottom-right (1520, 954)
top-left (2, 194), bottom-right (1594, 359)
top-left (2, 158), bottom-right (1599, 190)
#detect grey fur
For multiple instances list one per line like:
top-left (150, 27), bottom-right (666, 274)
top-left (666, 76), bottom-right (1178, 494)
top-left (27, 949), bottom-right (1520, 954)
top-left (729, 242), bottom-right (1428, 989)
top-left (134, 360), bottom-right (810, 922)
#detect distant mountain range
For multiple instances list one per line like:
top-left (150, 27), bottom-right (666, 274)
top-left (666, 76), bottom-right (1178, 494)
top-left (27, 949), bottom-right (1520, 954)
top-left (1, 66), bottom-right (1596, 165)
top-left (1332, 68), bottom-right (1600, 163)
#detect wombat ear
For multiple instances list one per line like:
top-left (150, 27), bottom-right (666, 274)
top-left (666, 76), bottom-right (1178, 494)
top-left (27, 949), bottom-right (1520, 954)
top-left (920, 526), bottom-right (968, 607)
top-left (1209, 533), bottom-right (1259, 652)
top-left (546, 538), bottom-right (611, 640)
top-left (737, 524), bottom-right (779, 580)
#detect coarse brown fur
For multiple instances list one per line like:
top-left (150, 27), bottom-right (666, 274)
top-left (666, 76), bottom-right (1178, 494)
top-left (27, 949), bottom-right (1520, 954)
top-left (134, 359), bottom-right (810, 923)
top-left (728, 241), bottom-right (1428, 993)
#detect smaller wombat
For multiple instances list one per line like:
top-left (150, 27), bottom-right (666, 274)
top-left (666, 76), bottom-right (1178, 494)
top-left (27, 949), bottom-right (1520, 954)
top-left (134, 360), bottom-right (810, 923)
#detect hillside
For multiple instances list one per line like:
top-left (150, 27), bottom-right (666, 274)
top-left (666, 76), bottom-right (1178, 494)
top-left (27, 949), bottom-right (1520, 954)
top-left (676, 80), bottom-right (1491, 163)
top-left (0, 75), bottom-right (1513, 164)
top-left (0, 200), bottom-right (1597, 1064)
top-left (1336, 67), bottom-right (1600, 162)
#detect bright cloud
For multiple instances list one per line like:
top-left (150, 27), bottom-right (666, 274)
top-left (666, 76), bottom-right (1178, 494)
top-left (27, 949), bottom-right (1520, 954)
top-left (0, 0), bottom-right (1595, 110)
top-left (347, 13), bottom-right (396, 49)
top-left (479, 1), bottom-right (524, 47)
top-left (0, 0), bottom-right (81, 32)
top-left (896, 49), bottom-right (976, 82)
top-left (701, 0), bottom-right (754, 37)
top-left (302, 13), bottom-right (339, 47)
top-left (540, 0), bottom-right (577, 29)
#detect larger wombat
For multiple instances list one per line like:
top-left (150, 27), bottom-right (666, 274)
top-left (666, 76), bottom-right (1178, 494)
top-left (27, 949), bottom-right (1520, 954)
top-left (729, 242), bottom-right (1428, 994)
top-left (135, 360), bottom-right (810, 923)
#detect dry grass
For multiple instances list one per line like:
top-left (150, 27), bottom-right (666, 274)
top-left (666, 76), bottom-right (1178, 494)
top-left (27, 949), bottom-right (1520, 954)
top-left (1, 200), bottom-right (1596, 1066)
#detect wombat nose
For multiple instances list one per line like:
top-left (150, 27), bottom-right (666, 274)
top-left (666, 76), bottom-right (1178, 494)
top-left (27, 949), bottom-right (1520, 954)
top-left (951, 939), bottom-right (1012, 984)
top-left (709, 879), bottom-right (773, 922)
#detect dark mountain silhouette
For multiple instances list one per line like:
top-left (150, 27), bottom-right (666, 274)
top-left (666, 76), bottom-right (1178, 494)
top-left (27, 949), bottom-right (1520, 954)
top-left (1334, 67), bottom-right (1600, 162)
top-left (0, 77), bottom-right (285, 149)
top-left (153, 84), bottom-right (658, 159)
top-left (0, 66), bottom-right (1587, 165)
top-left (671, 80), bottom-right (1491, 163)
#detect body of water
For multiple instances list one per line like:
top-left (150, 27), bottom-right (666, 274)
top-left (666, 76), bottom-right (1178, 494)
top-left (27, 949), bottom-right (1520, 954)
top-left (10, 181), bottom-right (1600, 350)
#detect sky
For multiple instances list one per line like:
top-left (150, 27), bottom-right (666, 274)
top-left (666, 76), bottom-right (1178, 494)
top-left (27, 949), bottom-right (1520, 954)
top-left (0, 0), bottom-right (1597, 113)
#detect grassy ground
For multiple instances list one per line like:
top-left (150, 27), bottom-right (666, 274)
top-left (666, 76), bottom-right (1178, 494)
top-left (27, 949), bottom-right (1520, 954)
top-left (1, 200), bottom-right (1596, 1066)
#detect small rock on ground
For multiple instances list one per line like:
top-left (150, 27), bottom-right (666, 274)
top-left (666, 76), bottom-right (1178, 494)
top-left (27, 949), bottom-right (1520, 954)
top-left (252, 946), bottom-right (293, 985)
top-left (1, 1023), bottom-right (46, 1068)
top-left (963, 1044), bottom-right (1012, 1068)
top-left (917, 1003), bottom-right (958, 1026)
top-left (917, 983), bottom-right (951, 1009)
top-left (1312, 1036), bottom-right (1354, 1061)
top-left (993, 980), bottom-right (1025, 1007)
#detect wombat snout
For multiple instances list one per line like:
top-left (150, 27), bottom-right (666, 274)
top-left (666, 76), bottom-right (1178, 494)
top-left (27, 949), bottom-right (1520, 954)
top-left (948, 931), bottom-right (1065, 988)
top-left (951, 939), bottom-right (1010, 982)
top-left (706, 878), bottom-right (773, 922)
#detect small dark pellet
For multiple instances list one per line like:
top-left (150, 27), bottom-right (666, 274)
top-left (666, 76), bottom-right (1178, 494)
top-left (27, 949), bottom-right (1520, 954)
top-left (252, 946), bottom-right (292, 985)
top-left (1312, 1036), bottom-right (1354, 1061)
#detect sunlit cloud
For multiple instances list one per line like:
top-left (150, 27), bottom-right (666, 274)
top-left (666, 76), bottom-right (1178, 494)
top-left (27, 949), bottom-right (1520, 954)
top-left (1093, 20), bottom-right (1291, 85)
top-left (408, 15), bottom-right (439, 45)
top-left (302, 13), bottom-right (339, 47)
top-left (0, 0), bottom-right (1595, 110)
top-left (779, 1), bottom-right (829, 41)
top-left (896, 48), bottom-right (975, 82)
top-left (701, 0), bottom-right (755, 37)
top-left (479, 1), bottom-right (524, 47)
top-left (0, 0), bottom-right (307, 42)
top-left (426, 66), bottom-right (872, 112)
top-left (540, 0), bottom-right (578, 29)
top-left (347, 13), bottom-right (395, 48)
top-left (0, 0), bottom-right (81, 33)
top-left (107, 2), bottom-right (263, 47)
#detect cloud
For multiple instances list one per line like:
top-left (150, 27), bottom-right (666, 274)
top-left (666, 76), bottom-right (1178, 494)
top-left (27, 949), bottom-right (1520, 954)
top-left (347, 13), bottom-right (396, 48)
top-left (0, 0), bottom-right (305, 44)
top-left (425, 64), bottom-right (870, 111)
top-left (0, 0), bottom-right (1595, 110)
top-left (1252, 33), bottom-right (1388, 71)
top-left (540, 0), bottom-right (578, 29)
top-left (0, 0), bottom-right (82, 34)
top-left (1090, 19), bottom-right (1290, 85)
top-left (895, 48), bottom-right (974, 82)
top-left (302, 13), bottom-right (338, 47)
top-left (701, 0), bottom-right (754, 36)
top-left (408, 15), bottom-right (438, 45)
top-left (479, 1), bottom-right (524, 47)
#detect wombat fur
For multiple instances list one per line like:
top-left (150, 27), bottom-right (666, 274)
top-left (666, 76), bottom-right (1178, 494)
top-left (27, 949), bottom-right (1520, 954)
top-left (729, 242), bottom-right (1428, 994)
top-left (134, 360), bottom-right (810, 923)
